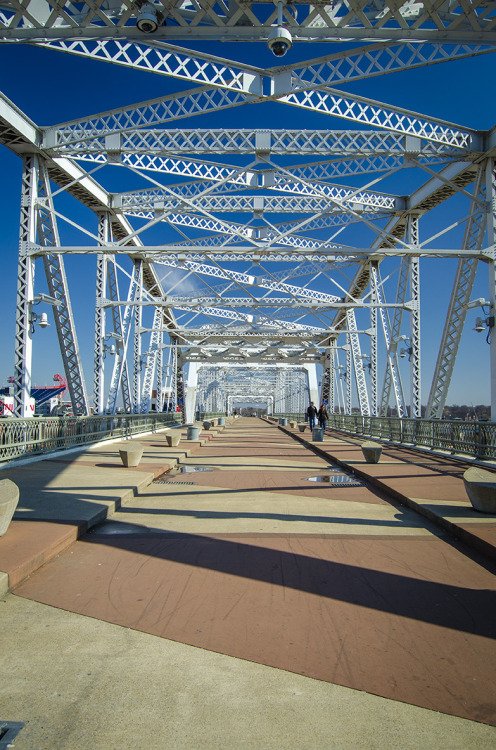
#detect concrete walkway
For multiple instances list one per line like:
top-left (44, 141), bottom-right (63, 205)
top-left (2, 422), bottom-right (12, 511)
top-left (0, 418), bottom-right (495, 749)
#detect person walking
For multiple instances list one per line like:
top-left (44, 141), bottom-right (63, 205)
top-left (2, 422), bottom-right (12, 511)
top-left (318, 404), bottom-right (329, 429)
top-left (307, 401), bottom-right (318, 429)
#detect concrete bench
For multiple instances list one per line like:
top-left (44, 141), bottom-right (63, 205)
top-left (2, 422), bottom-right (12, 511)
top-left (166, 433), bottom-right (181, 447)
top-left (463, 467), bottom-right (496, 513)
top-left (118, 442), bottom-right (144, 467)
top-left (361, 441), bottom-right (383, 464)
top-left (0, 478), bottom-right (20, 536)
top-left (203, 421), bottom-right (212, 430)
top-left (298, 424), bottom-right (307, 433)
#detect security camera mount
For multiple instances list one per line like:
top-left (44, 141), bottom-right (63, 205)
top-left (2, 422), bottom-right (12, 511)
top-left (135, 2), bottom-right (165, 33)
top-left (267, 2), bottom-right (293, 57)
top-left (474, 315), bottom-right (495, 333)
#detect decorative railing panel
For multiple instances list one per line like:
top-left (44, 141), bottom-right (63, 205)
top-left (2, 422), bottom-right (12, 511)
top-left (0, 413), bottom-right (181, 463)
top-left (326, 415), bottom-right (496, 461)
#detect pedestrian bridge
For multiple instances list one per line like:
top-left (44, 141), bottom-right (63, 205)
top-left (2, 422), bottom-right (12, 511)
top-left (1, 2), bottom-right (495, 437)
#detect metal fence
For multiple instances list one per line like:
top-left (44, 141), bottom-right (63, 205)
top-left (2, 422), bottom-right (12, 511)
top-left (327, 414), bottom-right (496, 461)
top-left (0, 413), bottom-right (182, 464)
top-left (195, 412), bottom-right (226, 421)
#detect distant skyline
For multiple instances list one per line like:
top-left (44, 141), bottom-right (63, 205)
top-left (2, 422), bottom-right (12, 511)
top-left (0, 43), bottom-right (495, 408)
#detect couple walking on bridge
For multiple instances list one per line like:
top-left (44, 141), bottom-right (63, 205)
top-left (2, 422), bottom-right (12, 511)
top-left (307, 402), bottom-right (328, 430)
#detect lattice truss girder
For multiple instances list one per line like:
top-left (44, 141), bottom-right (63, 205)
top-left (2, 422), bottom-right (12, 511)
top-left (2, 2), bottom-right (496, 43)
top-left (48, 128), bottom-right (470, 156)
top-left (44, 84), bottom-right (477, 150)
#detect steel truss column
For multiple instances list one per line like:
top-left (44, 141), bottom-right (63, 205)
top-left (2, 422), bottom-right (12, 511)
top-left (426, 167), bottom-right (487, 418)
top-left (107, 258), bottom-right (132, 412)
top-left (336, 356), bottom-right (346, 414)
top-left (343, 345), bottom-right (352, 415)
top-left (407, 216), bottom-right (421, 418)
top-left (140, 306), bottom-right (162, 413)
top-left (38, 162), bottom-right (89, 415)
top-left (346, 309), bottom-right (371, 416)
top-left (321, 356), bottom-right (331, 407)
top-left (372, 264), bottom-right (407, 417)
top-left (378, 258), bottom-right (408, 414)
top-left (106, 262), bottom-right (139, 414)
top-left (133, 261), bottom-right (143, 413)
top-left (486, 160), bottom-right (496, 421)
top-left (329, 345), bottom-right (336, 414)
top-left (94, 244), bottom-right (107, 416)
top-left (160, 343), bottom-right (174, 411)
top-left (369, 294), bottom-right (378, 416)
top-left (170, 339), bottom-right (178, 411)
top-left (155, 331), bottom-right (164, 412)
top-left (274, 369), bottom-right (284, 413)
top-left (14, 156), bottom-right (37, 417)
top-left (171, 338), bottom-right (185, 420)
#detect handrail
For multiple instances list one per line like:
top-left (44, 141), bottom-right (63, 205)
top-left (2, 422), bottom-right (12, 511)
top-left (326, 414), bottom-right (496, 461)
top-left (0, 413), bottom-right (182, 464)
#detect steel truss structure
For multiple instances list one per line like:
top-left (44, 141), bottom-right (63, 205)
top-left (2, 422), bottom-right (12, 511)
top-left (2, 3), bottom-right (496, 419)
top-left (195, 364), bottom-right (308, 416)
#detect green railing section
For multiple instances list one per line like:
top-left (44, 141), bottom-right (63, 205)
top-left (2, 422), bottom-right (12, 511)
top-left (195, 412), bottom-right (227, 421)
top-left (0, 413), bottom-right (182, 464)
top-left (326, 414), bottom-right (496, 461)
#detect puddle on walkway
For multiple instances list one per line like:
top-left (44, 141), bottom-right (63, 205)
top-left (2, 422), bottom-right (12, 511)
top-left (90, 521), bottom-right (152, 535)
top-left (303, 475), bottom-right (364, 487)
top-left (153, 465), bottom-right (215, 484)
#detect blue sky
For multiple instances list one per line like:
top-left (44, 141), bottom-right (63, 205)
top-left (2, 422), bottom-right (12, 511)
top-left (0, 41), bottom-right (495, 407)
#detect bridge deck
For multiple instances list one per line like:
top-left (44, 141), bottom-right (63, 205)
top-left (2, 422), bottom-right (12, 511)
top-left (0, 418), bottom-right (495, 749)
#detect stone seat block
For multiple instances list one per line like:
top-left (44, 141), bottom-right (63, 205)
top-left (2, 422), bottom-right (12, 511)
top-left (361, 441), bottom-right (383, 464)
top-left (166, 433), bottom-right (181, 447)
top-left (0, 478), bottom-right (20, 536)
top-left (463, 466), bottom-right (496, 513)
top-left (298, 424), bottom-right (307, 433)
top-left (118, 442), bottom-right (144, 468)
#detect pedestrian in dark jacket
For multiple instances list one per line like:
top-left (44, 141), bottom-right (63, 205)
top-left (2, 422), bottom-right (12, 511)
top-left (307, 402), bottom-right (318, 429)
top-left (318, 404), bottom-right (329, 429)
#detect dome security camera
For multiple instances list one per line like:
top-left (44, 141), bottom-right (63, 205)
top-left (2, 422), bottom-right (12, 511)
top-left (267, 26), bottom-right (292, 57)
top-left (136, 4), bottom-right (159, 32)
top-left (38, 312), bottom-right (50, 328)
top-left (474, 316), bottom-right (486, 333)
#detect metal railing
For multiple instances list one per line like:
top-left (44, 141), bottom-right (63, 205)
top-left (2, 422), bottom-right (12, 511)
top-left (0, 413), bottom-right (182, 464)
top-left (273, 413), bottom-right (305, 422)
top-left (327, 414), bottom-right (496, 461)
top-left (195, 411), bottom-right (226, 421)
